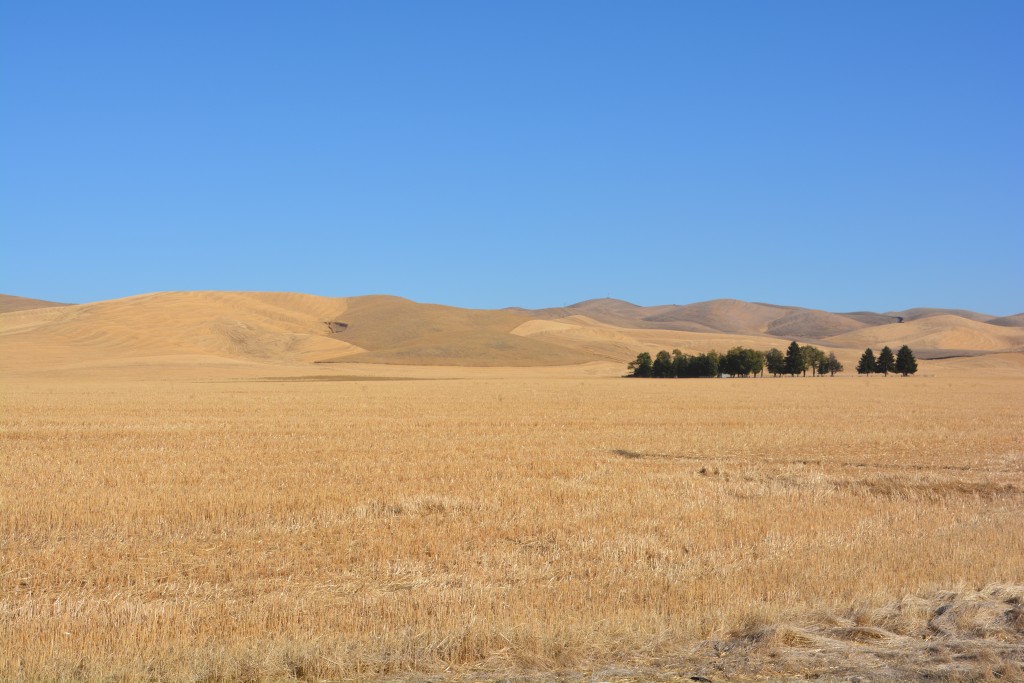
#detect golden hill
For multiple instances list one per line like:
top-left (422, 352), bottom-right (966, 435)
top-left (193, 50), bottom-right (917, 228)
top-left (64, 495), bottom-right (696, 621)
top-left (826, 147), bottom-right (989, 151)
top-left (527, 298), bottom-right (869, 339)
top-left (510, 314), bottom-right (784, 362)
top-left (1, 291), bottom-right (1020, 375)
top-left (315, 295), bottom-right (590, 366)
top-left (0, 292), bottom-right (360, 373)
top-left (0, 291), bottom-right (598, 373)
top-left (890, 307), bottom-right (995, 323)
top-left (825, 315), bottom-right (1024, 356)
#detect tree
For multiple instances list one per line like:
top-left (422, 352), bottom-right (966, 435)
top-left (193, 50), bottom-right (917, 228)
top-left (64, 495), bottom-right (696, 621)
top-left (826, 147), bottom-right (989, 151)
top-left (824, 352), bottom-right (843, 377)
top-left (672, 350), bottom-right (690, 378)
top-left (895, 345), bottom-right (918, 376)
top-left (721, 347), bottom-right (743, 377)
top-left (628, 352), bottom-right (652, 377)
top-left (765, 348), bottom-right (785, 377)
top-left (652, 350), bottom-right (674, 378)
top-left (857, 348), bottom-right (876, 375)
top-left (743, 348), bottom-right (766, 377)
top-left (784, 341), bottom-right (806, 376)
top-left (801, 345), bottom-right (827, 377)
top-left (677, 350), bottom-right (720, 378)
top-left (686, 350), bottom-right (719, 377)
top-left (719, 347), bottom-right (763, 377)
top-left (877, 346), bottom-right (896, 376)
top-left (705, 350), bottom-right (722, 377)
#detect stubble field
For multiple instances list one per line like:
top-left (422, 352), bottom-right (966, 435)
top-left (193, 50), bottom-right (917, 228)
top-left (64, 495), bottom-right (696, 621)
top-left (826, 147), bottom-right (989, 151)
top-left (2, 372), bottom-right (1023, 682)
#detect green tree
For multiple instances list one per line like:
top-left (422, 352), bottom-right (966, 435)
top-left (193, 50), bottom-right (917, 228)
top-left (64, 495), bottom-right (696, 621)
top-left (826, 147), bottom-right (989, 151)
top-left (895, 345), bottom-right (918, 376)
top-left (628, 352), bottom-right (652, 377)
top-left (652, 349), bottom-right (674, 377)
top-left (721, 347), bottom-right (763, 377)
top-left (765, 348), bottom-right (785, 377)
top-left (784, 341), bottom-right (806, 376)
top-left (743, 348), bottom-right (766, 377)
top-left (689, 350), bottom-right (720, 377)
top-left (824, 351), bottom-right (843, 377)
top-left (857, 348), bottom-right (876, 375)
top-left (706, 350), bottom-right (721, 377)
top-left (877, 346), bottom-right (896, 376)
top-left (722, 347), bottom-right (747, 376)
top-left (801, 345), bottom-right (827, 377)
top-left (672, 350), bottom-right (690, 378)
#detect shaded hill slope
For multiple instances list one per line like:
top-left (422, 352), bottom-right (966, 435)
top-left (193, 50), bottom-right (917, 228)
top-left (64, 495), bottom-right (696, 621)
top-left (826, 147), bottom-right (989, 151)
top-left (989, 313), bottom-right (1024, 328)
top-left (889, 307), bottom-right (994, 323)
top-left (0, 294), bottom-right (71, 313)
top-left (317, 295), bottom-right (593, 366)
top-left (524, 298), bottom-right (868, 339)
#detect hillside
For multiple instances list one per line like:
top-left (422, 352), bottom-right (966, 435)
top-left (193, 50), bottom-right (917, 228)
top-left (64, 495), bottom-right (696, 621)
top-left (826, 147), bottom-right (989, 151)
top-left (989, 313), bottom-right (1024, 328)
top-left (890, 307), bottom-right (994, 323)
top-left (825, 315), bottom-right (1024, 357)
top-left (0, 294), bottom-right (70, 313)
top-left (0, 291), bottom-right (599, 373)
top-left (528, 298), bottom-right (871, 339)
top-left (509, 314), bottom-right (785, 364)
top-left (1, 291), bottom-right (1020, 374)
top-left (315, 295), bottom-right (591, 366)
top-left (0, 292), bottom-right (360, 372)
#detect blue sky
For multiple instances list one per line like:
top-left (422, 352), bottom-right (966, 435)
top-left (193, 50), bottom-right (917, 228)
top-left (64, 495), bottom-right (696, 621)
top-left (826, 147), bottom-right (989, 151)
top-left (2, 2), bottom-right (1021, 314)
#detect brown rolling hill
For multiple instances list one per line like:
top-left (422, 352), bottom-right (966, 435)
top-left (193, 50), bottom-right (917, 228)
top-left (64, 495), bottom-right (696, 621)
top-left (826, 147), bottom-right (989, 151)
top-left (0, 291), bottom-right (363, 371)
top-left (825, 315), bottom-right (1024, 358)
top-left (525, 298), bottom-right (869, 339)
top-left (889, 307), bottom-right (995, 323)
top-left (315, 295), bottom-right (590, 366)
top-left (988, 313), bottom-right (1024, 328)
top-left (0, 294), bottom-right (71, 313)
top-left (0, 291), bottom-right (596, 372)
top-left (837, 311), bottom-right (905, 327)
top-left (888, 307), bottom-right (991, 323)
top-left (1, 291), bottom-right (1021, 374)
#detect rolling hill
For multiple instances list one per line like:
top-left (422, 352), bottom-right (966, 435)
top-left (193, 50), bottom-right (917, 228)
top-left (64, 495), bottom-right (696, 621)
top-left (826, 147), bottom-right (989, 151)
top-left (0, 294), bottom-right (71, 313)
top-left (1, 291), bottom-right (1020, 374)
top-left (525, 298), bottom-right (871, 339)
top-left (824, 315), bottom-right (1024, 358)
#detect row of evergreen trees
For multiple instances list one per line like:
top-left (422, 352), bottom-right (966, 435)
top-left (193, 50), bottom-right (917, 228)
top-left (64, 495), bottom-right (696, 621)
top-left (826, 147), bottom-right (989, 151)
top-left (857, 345), bottom-right (918, 376)
top-left (628, 341), bottom-right (917, 378)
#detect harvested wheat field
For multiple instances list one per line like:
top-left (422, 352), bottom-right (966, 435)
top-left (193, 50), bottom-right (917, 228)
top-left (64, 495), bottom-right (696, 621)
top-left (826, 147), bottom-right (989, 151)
top-left (2, 367), bottom-right (1023, 682)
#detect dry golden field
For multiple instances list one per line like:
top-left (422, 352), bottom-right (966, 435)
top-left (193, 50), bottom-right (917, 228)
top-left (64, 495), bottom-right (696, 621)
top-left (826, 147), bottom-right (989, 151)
top-left (2, 368), bottom-right (1023, 682)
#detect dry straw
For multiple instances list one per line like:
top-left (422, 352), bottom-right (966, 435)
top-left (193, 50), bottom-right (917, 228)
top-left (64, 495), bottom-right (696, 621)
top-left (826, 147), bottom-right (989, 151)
top-left (1, 374), bottom-right (1022, 681)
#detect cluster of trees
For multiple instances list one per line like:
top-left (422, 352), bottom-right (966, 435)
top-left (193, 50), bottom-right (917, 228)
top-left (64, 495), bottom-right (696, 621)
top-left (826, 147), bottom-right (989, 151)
top-left (628, 347), bottom-right (763, 378)
top-left (856, 345), bottom-right (917, 376)
top-left (629, 341), bottom-right (918, 378)
top-left (765, 342), bottom-right (843, 377)
top-left (628, 341), bottom-right (843, 378)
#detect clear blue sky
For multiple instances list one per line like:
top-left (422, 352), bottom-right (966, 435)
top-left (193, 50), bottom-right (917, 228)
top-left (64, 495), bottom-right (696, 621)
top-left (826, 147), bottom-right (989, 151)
top-left (2, 2), bottom-right (1021, 314)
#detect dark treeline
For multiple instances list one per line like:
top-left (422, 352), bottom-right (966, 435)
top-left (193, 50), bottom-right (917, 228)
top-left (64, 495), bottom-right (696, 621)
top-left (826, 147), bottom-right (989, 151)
top-left (857, 345), bottom-right (918, 376)
top-left (628, 341), bottom-right (846, 378)
top-left (630, 341), bottom-right (918, 378)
